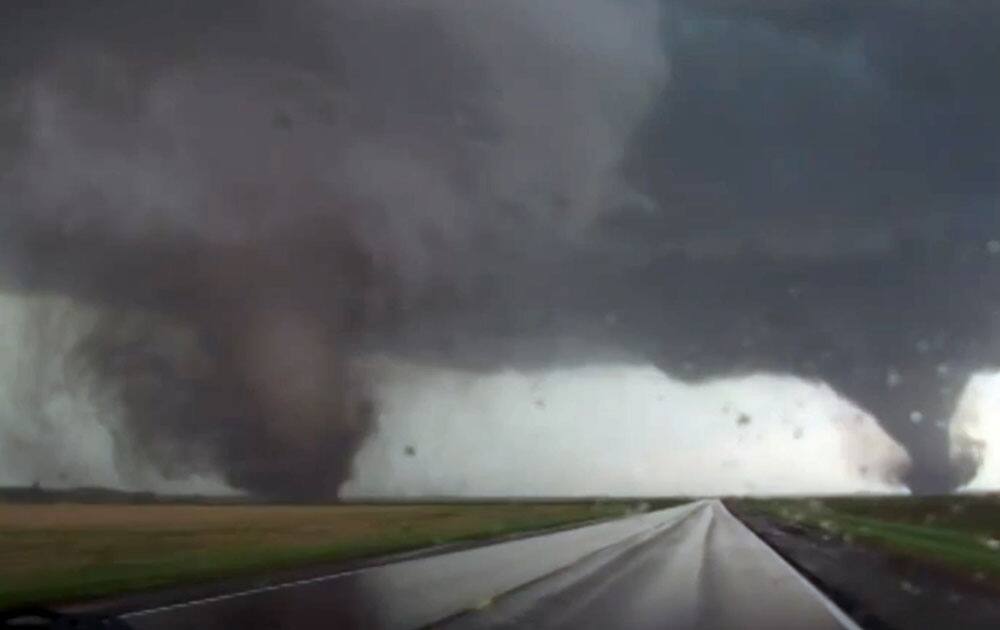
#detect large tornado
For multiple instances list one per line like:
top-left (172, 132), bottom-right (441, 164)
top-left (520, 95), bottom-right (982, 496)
top-left (2, 0), bottom-right (999, 496)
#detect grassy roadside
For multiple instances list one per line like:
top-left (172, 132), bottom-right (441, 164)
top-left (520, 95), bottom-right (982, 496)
top-left (732, 496), bottom-right (1000, 585)
top-left (0, 501), bottom-right (644, 609)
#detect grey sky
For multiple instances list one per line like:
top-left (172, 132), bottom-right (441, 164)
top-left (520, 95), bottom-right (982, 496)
top-left (1, 0), bottom-right (999, 495)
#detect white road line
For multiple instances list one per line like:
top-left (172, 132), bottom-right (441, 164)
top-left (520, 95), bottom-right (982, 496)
top-left (123, 509), bottom-right (681, 620)
top-left (123, 565), bottom-right (368, 619)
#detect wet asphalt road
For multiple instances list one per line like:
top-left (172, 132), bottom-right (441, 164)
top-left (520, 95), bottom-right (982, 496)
top-left (124, 501), bottom-right (858, 630)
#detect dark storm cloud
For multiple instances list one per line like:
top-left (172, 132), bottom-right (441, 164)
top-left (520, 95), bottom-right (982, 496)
top-left (2, 0), bottom-right (999, 496)
top-left (421, 0), bottom-right (1000, 490)
top-left (0, 0), bottom-right (666, 497)
top-left (637, 0), bottom-right (1000, 229)
top-left (615, 0), bottom-right (1000, 491)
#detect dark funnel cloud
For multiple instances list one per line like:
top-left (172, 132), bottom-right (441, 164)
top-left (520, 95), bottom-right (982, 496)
top-left (1, 0), bottom-right (999, 496)
top-left (619, 0), bottom-right (1000, 491)
top-left (0, 0), bottom-right (666, 497)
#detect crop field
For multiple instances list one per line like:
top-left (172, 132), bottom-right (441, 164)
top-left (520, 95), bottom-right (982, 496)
top-left (731, 494), bottom-right (1000, 585)
top-left (0, 501), bottom-right (640, 609)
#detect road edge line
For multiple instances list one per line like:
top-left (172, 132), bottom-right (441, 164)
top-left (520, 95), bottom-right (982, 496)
top-left (715, 500), bottom-right (863, 630)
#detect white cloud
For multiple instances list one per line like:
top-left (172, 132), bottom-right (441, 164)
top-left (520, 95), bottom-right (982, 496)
top-left (952, 372), bottom-right (1000, 492)
top-left (343, 359), bottom-right (911, 498)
